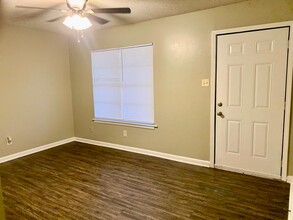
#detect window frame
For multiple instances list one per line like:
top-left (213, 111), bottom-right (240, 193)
top-left (91, 43), bottom-right (157, 129)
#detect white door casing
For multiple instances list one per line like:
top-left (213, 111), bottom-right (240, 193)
top-left (210, 22), bottom-right (293, 180)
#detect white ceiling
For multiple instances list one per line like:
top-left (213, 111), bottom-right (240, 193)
top-left (0, 0), bottom-right (248, 33)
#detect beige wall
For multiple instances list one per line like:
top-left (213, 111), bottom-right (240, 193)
top-left (70, 0), bottom-right (293, 173)
top-left (0, 25), bottom-right (74, 157)
top-left (289, 110), bottom-right (293, 175)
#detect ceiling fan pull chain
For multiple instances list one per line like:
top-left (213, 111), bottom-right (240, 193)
top-left (77, 30), bottom-right (81, 43)
top-left (76, 30), bottom-right (84, 43)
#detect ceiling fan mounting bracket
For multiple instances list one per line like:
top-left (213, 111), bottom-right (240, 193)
top-left (66, 0), bottom-right (88, 10)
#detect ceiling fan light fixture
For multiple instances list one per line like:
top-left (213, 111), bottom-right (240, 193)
top-left (63, 14), bottom-right (92, 30)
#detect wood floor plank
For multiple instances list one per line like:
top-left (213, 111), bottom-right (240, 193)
top-left (0, 142), bottom-right (289, 219)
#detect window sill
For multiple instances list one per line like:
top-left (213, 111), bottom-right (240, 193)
top-left (92, 119), bottom-right (158, 130)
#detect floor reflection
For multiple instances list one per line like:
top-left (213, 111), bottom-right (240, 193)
top-left (0, 178), bottom-right (5, 220)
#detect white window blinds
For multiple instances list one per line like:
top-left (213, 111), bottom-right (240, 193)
top-left (91, 44), bottom-right (154, 126)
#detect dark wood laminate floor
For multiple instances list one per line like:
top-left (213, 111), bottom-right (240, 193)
top-left (0, 142), bottom-right (290, 219)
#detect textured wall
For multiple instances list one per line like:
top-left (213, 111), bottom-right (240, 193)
top-left (0, 25), bottom-right (74, 157)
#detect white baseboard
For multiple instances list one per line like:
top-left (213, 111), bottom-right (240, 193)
top-left (0, 136), bottom-right (210, 168)
top-left (75, 137), bottom-right (210, 168)
top-left (288, 176), bottom-right (293, 183)
top-left (0, 137), bottom-right (75, 163)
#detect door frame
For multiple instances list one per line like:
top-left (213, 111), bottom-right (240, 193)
top-left (210, 21), bottom-right (293, 181)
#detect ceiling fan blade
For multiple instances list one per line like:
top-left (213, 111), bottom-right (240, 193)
top-left (47, 15), bottom-right (67, 22)
top-left (66, 1), bottom-right (73, 10)
top-left (13, 4), bottom-right (66, 21)
top-left (16, 5), bottom-right (65, 12)
top-left (82, 0), bottom-right (88, 10)
top-left (87, 14), bottom-right (109, 25)
top-left (91, 8), bottom-right (131, 14)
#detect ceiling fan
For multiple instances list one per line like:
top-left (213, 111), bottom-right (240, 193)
top-left (16, 0), bottom-right (131, 30)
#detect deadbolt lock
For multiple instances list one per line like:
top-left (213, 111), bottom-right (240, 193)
top-left (218, 102), bottom-right (223, 107)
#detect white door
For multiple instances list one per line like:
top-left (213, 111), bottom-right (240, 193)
top-left (215, 27), bottom-right (289, 178)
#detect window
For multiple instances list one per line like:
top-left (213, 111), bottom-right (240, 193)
top-left (91, 44), bottom-right (154, 128)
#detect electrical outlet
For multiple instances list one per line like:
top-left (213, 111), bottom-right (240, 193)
top-left (202, 79), bottom-right (210, 87)
top-left (123, 130), bottom-right (127, 137)
top-left (90, 126), bottom-right (94, 133)
top-left (7, 136), bottom-right (12, 145)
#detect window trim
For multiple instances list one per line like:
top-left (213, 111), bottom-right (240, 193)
top-left (91, 43), bottom-right (153, 53)
top-left (92, 118), bottom-right (158, 130)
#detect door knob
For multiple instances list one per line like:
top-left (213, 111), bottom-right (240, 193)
top-left (217, 112), bottom-right (224, 117)
top-left (218, 102), bottom-right (223, 107)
